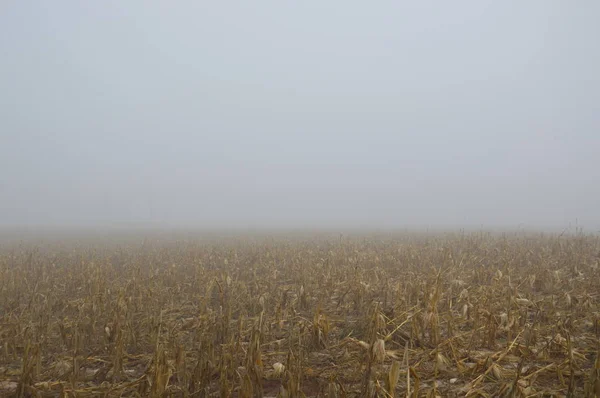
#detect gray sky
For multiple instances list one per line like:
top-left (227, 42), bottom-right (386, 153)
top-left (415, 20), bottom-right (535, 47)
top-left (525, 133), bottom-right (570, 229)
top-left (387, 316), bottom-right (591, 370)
top-left (1, 2), bottom-right (599, 230)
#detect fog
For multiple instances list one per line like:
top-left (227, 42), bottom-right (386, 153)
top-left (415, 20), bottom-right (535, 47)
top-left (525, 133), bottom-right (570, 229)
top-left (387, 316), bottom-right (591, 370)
top-left (1, 2), bottom-right (599, 231)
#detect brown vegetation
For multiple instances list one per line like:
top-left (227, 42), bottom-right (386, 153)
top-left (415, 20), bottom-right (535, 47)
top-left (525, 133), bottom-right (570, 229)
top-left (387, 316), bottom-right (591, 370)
top-left (1, 231), bottom-right (599, 397)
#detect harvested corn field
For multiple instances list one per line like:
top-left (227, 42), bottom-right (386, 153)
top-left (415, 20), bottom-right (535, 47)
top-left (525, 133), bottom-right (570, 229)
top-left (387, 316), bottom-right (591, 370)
top-left (1, 231), bottom-right (600, 397)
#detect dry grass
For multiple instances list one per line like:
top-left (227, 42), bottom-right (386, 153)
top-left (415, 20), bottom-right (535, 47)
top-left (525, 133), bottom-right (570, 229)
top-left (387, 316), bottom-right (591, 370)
top-left (1, 231), bottom-right (599, 397)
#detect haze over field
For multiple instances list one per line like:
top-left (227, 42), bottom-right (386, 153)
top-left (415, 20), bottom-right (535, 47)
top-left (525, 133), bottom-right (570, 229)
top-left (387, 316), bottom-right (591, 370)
top-left (1, 2), bottom-right (599, 230)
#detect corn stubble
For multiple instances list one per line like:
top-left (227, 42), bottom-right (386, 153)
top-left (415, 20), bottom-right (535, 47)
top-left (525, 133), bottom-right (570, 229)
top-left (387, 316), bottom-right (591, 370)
top-left (0, 231), bottom-right (599, 397)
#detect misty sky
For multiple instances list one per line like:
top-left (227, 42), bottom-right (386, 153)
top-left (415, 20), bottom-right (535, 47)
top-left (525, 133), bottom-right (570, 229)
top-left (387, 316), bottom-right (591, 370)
top-left (1, 2), bottom-right (599, 230)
